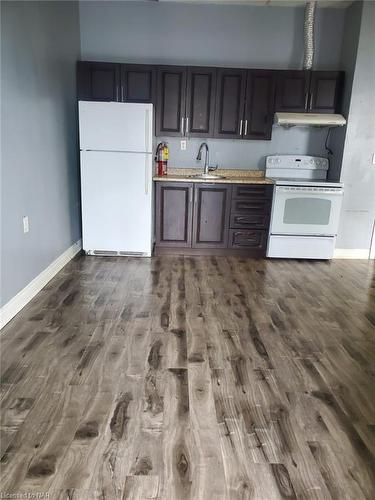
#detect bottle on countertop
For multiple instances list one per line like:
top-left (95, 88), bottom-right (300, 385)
top-left (155, 142), bottom-right (169, 176)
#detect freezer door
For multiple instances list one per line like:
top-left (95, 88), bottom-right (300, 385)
top-left (80, 151), bottom-right (152, 255)
top-left (79, 101), bottom-right (153, 153)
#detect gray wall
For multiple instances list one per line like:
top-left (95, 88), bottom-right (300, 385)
top-left (334, 0), bottom-right (375, 251)
top-left (157, 128), bottom-right (329, 170)
top-left (79, 2), bottom-right (345, 69)
top-left (328, 1), bottom-right (362, 182)
top-left (1, 1), bottom-right (81, 306)
top-left (80, 1), bottom-right (345, 170)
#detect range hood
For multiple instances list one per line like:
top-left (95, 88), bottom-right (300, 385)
top-left (274, 112), bottom-right (347, 128)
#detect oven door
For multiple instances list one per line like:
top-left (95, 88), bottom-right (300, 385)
top-left (270, 186), bottom-right (343, 236)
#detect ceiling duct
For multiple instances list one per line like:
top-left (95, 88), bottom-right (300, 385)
top-left (303, 1), bottom-right (317, 70)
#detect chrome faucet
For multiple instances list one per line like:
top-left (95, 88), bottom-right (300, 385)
top-left (196, 143), bottom-right (209, 175)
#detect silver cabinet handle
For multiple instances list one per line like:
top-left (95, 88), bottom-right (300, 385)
top-left (121, 85), bottom-right (124, 102)
top-left (244, 120), bottom-right (248, 136)
top-left (186, 117), bottom-right (189, 134)
top-left (181, 117), bottom-right (185, 135)
top-left (116, 86), bottom-right (119, 101)
top-left (189, 187), bottom-right (193, 203)
top-left (304, 92), bottom-right (309, 110)
top-left (239, 119), bottom-right (243, 136)
top-left (308, 93), bottom-right (313, 110)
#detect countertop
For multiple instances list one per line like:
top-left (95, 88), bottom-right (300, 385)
top-left (153, 168), bottom-right (274, 185)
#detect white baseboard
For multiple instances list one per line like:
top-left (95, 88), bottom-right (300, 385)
top-left (333, 248), bottom-right (372, 259)
top-left (0, 239), bottom-right (82, 330)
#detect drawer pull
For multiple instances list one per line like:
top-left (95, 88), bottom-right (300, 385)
top-left (233, 186), bottom-right (272, 200)
top-left (237, 203), bottom-right (265, 209)
top-left (234, 233), bottom-right (254, 241)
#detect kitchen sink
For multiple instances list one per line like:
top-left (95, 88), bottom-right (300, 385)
top-left (189, 173), bottom-right (226, 179)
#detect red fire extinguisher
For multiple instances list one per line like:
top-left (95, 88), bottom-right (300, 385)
top-left (155, 142), bottom-right (169, 176)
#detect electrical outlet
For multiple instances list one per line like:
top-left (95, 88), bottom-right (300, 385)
top-left (180, 140), bottom-right (187, 151)
top-left (23, 216), bottom-right (29, 233)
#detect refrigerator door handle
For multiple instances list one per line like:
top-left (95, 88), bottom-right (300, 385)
top-left (145, 108), bottom-right (150, 152)
top-left (145, 156), bottom-right (149, 195)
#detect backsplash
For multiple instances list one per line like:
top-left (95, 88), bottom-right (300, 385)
top-left (156, 127), bottom-right (329, 170)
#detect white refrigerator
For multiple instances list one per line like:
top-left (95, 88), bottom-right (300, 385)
top-left (79, 101), bottom-right (153, 256)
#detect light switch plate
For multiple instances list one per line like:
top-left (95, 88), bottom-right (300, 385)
top-left (181, 140), bottom-right (187, 151)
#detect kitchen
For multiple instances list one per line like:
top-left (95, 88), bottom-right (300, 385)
top-left (1, 1), bottom-right (375, 498)
top-left (78, 69), bottom-right (346, 260)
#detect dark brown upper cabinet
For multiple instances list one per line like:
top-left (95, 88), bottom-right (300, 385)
top-left (156, 66), bottom-right (187, 136)
top-left (77, 61), bottom-right (344, 141)
top-left (214, 69), bottom-right (247, 138)
top-left (215, 69), bottom-right (275, 141)
top-left (156, 66), bottom-right (216, 138)
top-left (308, 71), bottom-right (344, 113)
top-left (275, 70), bottom-right (344, 113)
top-left (243, 70), bottom-right (276, 140)
top-left (77, 62), bottom-right (155, 103)
top-left (121, 64), bottom-right (156, 103)
top-left (185, 67), bottom-right (216, 138)
top-left (155, 182), bottom-right (193, 247)
top-left (192, 184), bottom-right (231, 248)
top-left (77, 62), bottom-right (121, 102)
top-left (275, 70), bottom-right (310, 112)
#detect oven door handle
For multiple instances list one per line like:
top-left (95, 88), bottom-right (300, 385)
top-left (276, 187), bottom-right (343, 195)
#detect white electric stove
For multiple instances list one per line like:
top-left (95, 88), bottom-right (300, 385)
top-left (266, 155), bottom-right (343, 260)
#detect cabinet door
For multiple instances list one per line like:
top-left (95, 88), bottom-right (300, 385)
top-left (121, 65), bottom-right (156, 103)
top-left (156, 66), bottom-right (187, 136)
top-left (155, 182), bottom-right (193, 247)
top-left (275, 70), bottom-right (310, 112)
top-left (244, 70), bottom-right (276, 140)
top-left (77, 62), bottom-right (121, 101)
top-left (192, 184), bottom-right (231, 248)
top-left (185, 67), bottom-right (216, 137)
top-left (308, 71), bottom-right (344, 114)
top-left (214, 69), bottom-right (246, 138)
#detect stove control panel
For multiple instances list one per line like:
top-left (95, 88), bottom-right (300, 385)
top-left (266, 155), bottom-right (329, 170)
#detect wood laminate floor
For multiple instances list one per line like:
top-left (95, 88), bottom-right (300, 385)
top-left (0, 255), bottom-right (374, 499)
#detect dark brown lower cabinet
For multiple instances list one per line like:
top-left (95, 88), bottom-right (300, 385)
top-left (155, 181), bottom-right (273, 256)
top-left (192, 184), bottom-right (231, 248)
top-left (155, 182), bottom-right (193, 247)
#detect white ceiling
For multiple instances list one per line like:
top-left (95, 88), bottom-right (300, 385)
top-left (157, 0), bottom-right (353, 7)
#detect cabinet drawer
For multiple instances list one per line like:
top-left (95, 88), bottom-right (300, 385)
top-left (229, 229), bottom-right (267, 249)
top-left (232, 184), bottom-right (273, 200)
top-left (230, 213), bottom-right (270, 229)
top-left (231, 199), bottom-right (270, 214)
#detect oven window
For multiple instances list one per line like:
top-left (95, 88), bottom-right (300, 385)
top-left (283, 198), bottom-right (331, 225)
